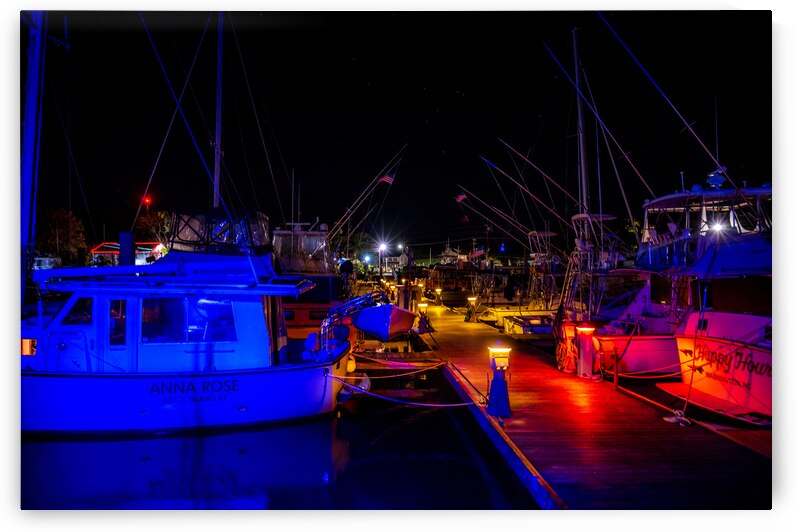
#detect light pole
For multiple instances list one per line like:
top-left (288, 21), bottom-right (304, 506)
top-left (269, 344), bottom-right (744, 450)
top-left (378, 243), bottom-right (386, 278)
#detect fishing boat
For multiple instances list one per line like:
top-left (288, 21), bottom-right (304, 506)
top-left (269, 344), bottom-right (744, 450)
top-left (272, 222), bottom-right (349, 339)
top-left (21, 212), bottom-right (355, 434)
top-left (656, 210), bottom-right (772, 424)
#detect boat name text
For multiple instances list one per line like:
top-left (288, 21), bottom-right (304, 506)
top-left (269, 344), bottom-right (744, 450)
top-left (681, 345), bottom-right (771, 378)
top-left (150, 379), bottom-right (240, 396)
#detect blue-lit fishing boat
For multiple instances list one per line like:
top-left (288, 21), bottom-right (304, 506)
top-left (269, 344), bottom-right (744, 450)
top-left (21, 212), bottom-right (356, 434)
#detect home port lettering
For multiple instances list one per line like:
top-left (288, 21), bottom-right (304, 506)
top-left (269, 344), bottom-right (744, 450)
top-left (150, 379), bottom-right (240, 402)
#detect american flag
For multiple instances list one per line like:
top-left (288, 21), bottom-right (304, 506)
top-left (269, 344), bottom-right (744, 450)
top-left (378, 174), bottom-right (394, 185)
top-left (454, 193), bottom-right (467, 203)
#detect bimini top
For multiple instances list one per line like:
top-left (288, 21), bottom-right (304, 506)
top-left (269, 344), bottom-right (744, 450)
top-left (641, 185), bottom-right (772, 213)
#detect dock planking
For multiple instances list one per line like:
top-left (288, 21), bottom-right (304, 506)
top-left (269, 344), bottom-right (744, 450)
top-left (423, 304), bottom-right (772, 510)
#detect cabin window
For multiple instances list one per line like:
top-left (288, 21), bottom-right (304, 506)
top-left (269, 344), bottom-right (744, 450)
top-left (142, 297), bottom-right (236, 343)
top-left (109, 299), bottom-right (127, 346)
top-left (187, 298), bottom-right (237, 342)
top-left (142, 298), bottom-right (185, 343)
top-left (61, 297), bottom-right (93, 326)
top-left (284, 310), bottom-right (295, 321)
top-left (309, 310), bottom-right (328, 321)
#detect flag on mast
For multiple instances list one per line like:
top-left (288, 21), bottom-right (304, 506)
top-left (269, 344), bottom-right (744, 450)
top-left (378, 173), bottom-right (394, 185)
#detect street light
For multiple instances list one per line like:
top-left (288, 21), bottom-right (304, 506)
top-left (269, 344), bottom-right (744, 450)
top-left (378, 243), bottom-right (386, 277)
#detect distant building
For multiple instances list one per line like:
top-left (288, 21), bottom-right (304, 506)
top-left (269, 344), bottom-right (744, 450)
top-left (89, 242), bottom-right (163, 266)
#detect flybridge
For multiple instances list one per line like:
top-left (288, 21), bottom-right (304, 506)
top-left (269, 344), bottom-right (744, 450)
top-left (32, 252), bottom-right (315, 298)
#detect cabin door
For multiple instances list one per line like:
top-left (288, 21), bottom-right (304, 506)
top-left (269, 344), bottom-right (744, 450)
top-left (45, 295), bottom-right (96, 372)
top-left (102, 297), bottom-right (136, 373)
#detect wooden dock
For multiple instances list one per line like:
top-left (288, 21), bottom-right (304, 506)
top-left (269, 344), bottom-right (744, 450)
top-left (423, 304), bottom-right (772, 510)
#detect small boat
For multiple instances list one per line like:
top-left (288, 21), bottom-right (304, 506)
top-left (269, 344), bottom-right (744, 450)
top-left (21, 214), bottom-right (355, 435)
top-left (350, 302), bottom-right (417, 342)
top-left (502, 313), bottom-right (553, 338)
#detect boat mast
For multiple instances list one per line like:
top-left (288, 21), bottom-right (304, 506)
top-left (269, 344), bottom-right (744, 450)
top-left (21, 11), bottom-right (48, 302)
top-left (212, 11), bottom-right (223, 209)
top-left (572, 28), bottom-right (589, 216)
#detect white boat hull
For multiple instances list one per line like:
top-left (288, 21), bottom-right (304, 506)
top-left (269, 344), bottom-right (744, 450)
top-left (503, 315), bottom-right (553, 337)
top-left (673, 334), bottom-right (772, 417)
top-left (22, 352), bottom-right (351, 433)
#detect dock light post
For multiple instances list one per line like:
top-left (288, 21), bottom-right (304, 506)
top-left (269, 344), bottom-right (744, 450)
top-left (378, 243), bottom-right (386, 277)
top-left (416, 302), bottom-right (434, 333)
top-left (435, 287), bottom-right (442, 306)
top-left (575, 322), bottom-right (597, 379)
top-left (487, 346), bottom-right (512, 417)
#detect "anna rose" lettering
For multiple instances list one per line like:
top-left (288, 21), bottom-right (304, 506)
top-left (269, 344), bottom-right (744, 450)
top-left (149, 379), bottom-right (240, 394)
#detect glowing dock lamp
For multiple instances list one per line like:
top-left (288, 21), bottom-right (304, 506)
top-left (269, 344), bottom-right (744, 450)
top-left (418, 303), bottom-right (428, 314)
top-left (434, 287), bottom-right (442, 305)
top-left (486, 346), bottom-right (512, 417)
top-left (575, 322), bottom-right (597, 379)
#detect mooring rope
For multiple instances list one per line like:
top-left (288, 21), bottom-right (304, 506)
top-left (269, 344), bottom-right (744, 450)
top-left (341, 357), bottom-right (447, 380)
top-left (327, 375), bottom-right (481, 408)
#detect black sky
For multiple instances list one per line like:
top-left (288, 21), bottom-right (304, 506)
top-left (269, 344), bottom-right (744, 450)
top-left (23, 10), bottom-right (772, 256)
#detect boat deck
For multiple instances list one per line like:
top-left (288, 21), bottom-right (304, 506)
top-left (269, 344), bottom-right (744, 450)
top-left (422, 304), bottom-right (772, 510)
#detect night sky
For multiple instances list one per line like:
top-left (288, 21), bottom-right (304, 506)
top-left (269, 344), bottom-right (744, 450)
top-left (22, 9), bottom-right (772, 257)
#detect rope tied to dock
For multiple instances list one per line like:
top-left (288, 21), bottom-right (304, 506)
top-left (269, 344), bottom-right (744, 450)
top-left (327, 375), bottom-right (482, 408)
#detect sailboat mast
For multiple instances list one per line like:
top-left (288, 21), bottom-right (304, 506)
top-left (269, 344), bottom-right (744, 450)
top-left (212, 11), bottom-right (223, 209)
top-left (22, 11), bottom-right (48, 300)
top-left (572, 28), bottom-right (589, 215)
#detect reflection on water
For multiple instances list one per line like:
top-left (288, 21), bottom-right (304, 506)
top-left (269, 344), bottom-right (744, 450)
top-left (22, 370), bottom-right (538, 509)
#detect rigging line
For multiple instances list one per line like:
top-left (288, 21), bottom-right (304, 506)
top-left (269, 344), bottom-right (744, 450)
top-left (581, 67), bottom-right (641, 247)
top-left (366, 165), bottom-right (401, 238)
top-left (138, 13), bottom-right (236, 224)
top-left (543, 42), bottom-right (657, 199)
top-left (232, 89), bottom-right (262, 212)
top-left (329, 144), bottom-right (407, 236)
top-left (130, 15), bottom-right (211, 233)
top-left (493, 138), bottom-right (553, 235)
top-left (512, 166), bottom-right (544, 234)
top-left (328, 145), bottom-right (407, 241)
top-left (164, 34), bottom-right (243, 217)
top-left (47, 80), bottom-right (97, 242)
top-left (458, 185), bottom-right (533, 237)
top-left (499, 138), bottom-right (581, 207)
top-left (165, 33), bottom-right (247, 220)
top-left (486, 158), bottom-right (516, 219)
top-left (228, 13), bottom-right (285, 221)
top-left (596, 12), bottom-right (730, 182)
top-left (457, 200), bottom-right (532, 252)
top-left (480, 156), bottom-right (574, 231)
top-left (228, 13), bottom-right (293, 188)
